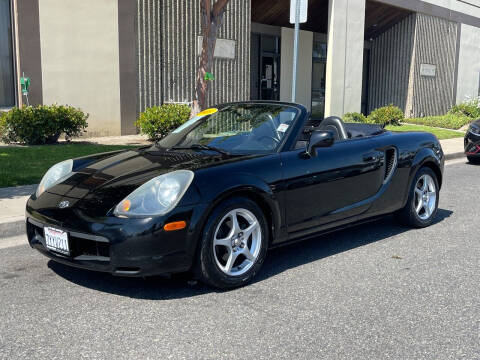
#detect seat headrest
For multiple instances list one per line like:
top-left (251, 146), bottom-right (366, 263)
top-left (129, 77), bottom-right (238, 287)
top-left (317, 116), bottom-right (348, 140)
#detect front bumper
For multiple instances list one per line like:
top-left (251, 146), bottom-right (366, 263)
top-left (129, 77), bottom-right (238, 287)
top-left (26, 194), bottom-right (208, 277)
top-left (465, 131), bottom-right (480, 157)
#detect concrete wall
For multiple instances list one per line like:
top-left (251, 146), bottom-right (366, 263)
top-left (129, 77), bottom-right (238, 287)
top-left (0, 0), bottom-right (15, 107)
top-left (136, 0), bottom-right (251, 113)
top-left (377, 0), bottom-right (480, 24)
top-left (118, 0), bottom-right (138, 135)
top-left (410, 13), bottom-right (458, 117)
top-left (369, 13), bottom-right (458, 117)
top-left (38, 0), bottom-right (122, 136)
top-left (418, 0), bottom-right (480, 18)
top-left (279, 27), bottom-right (313, 109)
top-left (369, 15), bottom-right (416, 114)
top-left (324, 0), bottom-right (366, 117)
top-left (16, 0), bottom-right (43, 106)
top-left (456, 23), bottom-right (480, 103)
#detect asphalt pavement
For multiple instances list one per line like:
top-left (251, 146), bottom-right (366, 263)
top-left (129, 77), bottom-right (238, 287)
top-left (0, 159), bottom-right (478, 360)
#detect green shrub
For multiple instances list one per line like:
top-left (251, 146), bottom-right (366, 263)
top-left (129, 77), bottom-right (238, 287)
top-left (448, 97), bottom-right (480, 119)
top-left (405, 113), bottom-right (471, 130)
top-left (367, 105), bottom-right (404, 126)
top-left (0, 105), bottom-right (88, 145)
top-left (0, 112), bottom-right (6, 136)
top-left (135, 103), bottom-right (191, 141)
top-left (343, 112), bottom-right (367, 123)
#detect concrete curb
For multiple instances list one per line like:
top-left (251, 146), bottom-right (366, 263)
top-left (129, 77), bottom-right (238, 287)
top-left (403, 122), bottom-right (467, 133)
top-left (0, 216), bottom-right (25, 239)
top-left (444, 151), bottom-right (466, 161)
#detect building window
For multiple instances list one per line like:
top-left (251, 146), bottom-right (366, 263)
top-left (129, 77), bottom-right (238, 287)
top-left (0, 0), bottom-right (15, 108)
top-left (311, 42), bottom-right (327, 119)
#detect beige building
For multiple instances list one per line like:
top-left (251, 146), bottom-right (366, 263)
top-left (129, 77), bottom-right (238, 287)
top-left (1, 0), bottom-right (480, 136)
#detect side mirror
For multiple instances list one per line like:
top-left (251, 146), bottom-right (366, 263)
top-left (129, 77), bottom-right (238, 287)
top-left (306, 130), bottom-right (335, 157)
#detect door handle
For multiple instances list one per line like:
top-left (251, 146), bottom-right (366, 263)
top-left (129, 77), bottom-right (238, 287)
top-left (363, 153), bottom-right (380, 163)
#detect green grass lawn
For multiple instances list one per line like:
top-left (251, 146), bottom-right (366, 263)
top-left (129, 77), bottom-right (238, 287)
top-left (0, 144), bottom-right (138, 188)
top-left (386, 124), bottom-right (465, 140)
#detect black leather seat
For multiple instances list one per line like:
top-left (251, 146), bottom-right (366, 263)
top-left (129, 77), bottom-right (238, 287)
top-left (344, 122), bottom-right (384, 138)
top-left (316, 116), bottom-right (348, 140)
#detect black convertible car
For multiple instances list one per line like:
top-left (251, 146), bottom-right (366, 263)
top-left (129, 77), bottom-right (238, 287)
top-left (465, 119), bottom-right (480, 163)
top-left (26, 101), bottom-right (444, 289)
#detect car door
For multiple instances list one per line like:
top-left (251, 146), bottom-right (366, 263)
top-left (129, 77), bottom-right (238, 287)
top-left (281, 137), bottom-right (385, 236)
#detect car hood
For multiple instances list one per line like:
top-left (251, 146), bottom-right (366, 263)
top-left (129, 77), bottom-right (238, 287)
top-left (45, 146), bottom-right (249, 217)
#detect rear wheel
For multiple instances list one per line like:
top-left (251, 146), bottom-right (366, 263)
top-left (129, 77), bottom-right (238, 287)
top-left (196, 197), bottom-right (268, 289)
top-left (467, 155), bottom-right (480, 164)
top-left (397, 167), bottom-right (439, 228)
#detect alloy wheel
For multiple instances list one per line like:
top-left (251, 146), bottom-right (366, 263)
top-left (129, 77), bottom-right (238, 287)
top-left (213, 208), bottom-right (262, 276)
top-left (414, 174), bottom-right (437, 220)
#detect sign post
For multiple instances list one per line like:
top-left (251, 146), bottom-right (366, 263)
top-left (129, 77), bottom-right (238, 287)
top-left (20, 72), bottom-right (31, 106)
top-left (290, 0), bottom-right (308, 103)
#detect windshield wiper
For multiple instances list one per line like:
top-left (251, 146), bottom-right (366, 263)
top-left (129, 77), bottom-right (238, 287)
top-left (171, 144), bottom-right (230, 155)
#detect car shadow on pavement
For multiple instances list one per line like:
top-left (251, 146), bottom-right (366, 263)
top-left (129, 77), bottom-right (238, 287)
top-left (255, 208), bottom-right (453, 284)
top-left (48, 208), bottom-right (453, 300)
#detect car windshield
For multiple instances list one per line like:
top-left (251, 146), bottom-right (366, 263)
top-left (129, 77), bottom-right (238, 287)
top-left (157, 103), bottom-right (299, 155)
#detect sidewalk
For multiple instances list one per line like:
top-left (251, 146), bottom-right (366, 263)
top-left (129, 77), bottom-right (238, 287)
top-left (439, 137), bottom-right (465, 160)
top-left (69, 134), bottom-right (151, 146)
top-left (0, 137), bottom-right (466, 239)
top-left (0, 185), bottom-right (36, 238)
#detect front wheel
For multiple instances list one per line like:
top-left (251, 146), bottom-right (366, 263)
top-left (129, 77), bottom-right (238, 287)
top-left (397, 167), bottom-right (439, 228)
top-left (196, 197), bottom-right (268, 289)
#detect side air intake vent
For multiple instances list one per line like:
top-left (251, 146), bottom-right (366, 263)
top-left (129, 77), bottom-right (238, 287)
top-left (384, 148), bottom-right (397, 184)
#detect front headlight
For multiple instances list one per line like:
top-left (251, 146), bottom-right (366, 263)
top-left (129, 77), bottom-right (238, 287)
top-left (114, 170), bottom-right (194, 217)
top-left (36, 159), bottom-right (73, 197)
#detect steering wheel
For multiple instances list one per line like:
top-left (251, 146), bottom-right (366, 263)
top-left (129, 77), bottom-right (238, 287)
top-left (259, 113), bottom-right (282, 138)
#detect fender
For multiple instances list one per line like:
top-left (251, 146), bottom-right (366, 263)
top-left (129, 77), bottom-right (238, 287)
top-left (196, 172), bottom-right (284, 245)
top-left (402, 146), bottom-right (444, 207)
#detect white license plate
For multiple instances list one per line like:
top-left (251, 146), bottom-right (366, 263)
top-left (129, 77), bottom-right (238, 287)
top-left (44, 227), bottom-right (70, 255)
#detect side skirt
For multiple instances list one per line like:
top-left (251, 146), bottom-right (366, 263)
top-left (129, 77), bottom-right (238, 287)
top-left (269, 214), bottom-right (391, 250)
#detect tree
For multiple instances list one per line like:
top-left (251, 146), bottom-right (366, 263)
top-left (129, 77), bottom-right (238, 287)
top-left (191, 0), bottom-right (230, 116)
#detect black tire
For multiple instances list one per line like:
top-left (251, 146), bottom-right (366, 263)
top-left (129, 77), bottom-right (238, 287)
top-left (397, 167), bottom-right (439, 228)
top-left (196, 197), bottom-right (269, 290)
top-left (467, 156), bottom-right (480, 164)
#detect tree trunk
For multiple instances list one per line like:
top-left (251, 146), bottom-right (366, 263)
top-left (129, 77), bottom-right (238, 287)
top-left (192, 0), bottom-right (230, 117)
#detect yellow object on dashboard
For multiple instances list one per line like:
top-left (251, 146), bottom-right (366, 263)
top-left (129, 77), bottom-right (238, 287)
top-left (197, 108), bottom-right (218, 117)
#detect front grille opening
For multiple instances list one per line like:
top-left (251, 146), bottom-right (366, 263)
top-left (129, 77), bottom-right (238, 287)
top-left (97, 243), bottom-right (110, 258)
top-left (27, 219), bottom-right (110, 260)
top-left (384, 148), bottom-right (397, 183)
top-left (27, 222), bottom-right (40, 240)
top-left (70, 236), bottom-right (110, 259)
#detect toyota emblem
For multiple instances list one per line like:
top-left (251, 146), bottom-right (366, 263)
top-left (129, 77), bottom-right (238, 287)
top-left (58, 201), bottom-right (70, 209)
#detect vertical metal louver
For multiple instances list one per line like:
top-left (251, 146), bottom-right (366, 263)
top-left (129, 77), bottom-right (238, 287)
top-left (136, 0), bottom-right (251, 115)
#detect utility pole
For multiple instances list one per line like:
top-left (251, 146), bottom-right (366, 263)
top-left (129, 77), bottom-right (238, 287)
top-left (290, 0), bottom-right (308, 103)
top-left (292, 0), bottom-right (301, 102)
